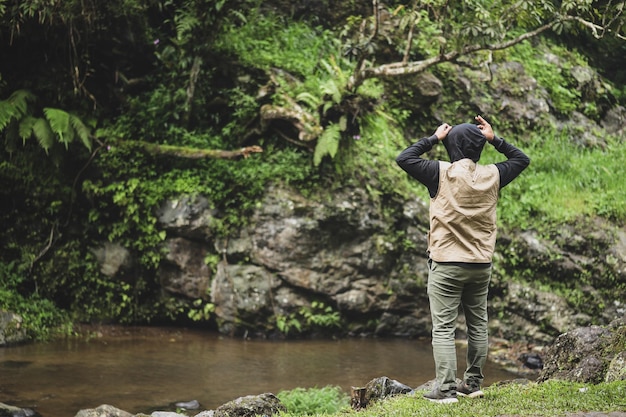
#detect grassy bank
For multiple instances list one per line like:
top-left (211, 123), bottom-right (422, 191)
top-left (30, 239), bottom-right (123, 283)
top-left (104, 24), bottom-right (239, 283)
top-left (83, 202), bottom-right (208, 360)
top-left (277, 380), bottom-right (626, 417)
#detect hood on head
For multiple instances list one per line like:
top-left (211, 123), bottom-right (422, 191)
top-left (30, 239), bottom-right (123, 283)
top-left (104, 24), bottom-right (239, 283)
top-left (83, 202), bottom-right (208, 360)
top-left (442, 123), bottom-right (486, 162)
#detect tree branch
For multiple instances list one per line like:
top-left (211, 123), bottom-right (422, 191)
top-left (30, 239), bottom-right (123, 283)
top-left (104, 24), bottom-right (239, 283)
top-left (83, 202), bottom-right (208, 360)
top-left (114, 141), bottom-right (263, 160)
top-left (349, 21), bottom-right (556, 90)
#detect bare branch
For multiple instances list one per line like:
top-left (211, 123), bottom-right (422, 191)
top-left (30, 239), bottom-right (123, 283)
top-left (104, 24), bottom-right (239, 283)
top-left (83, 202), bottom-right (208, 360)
top-left (562, 15), bottom-right (606, 39)
top-left (111, 141), bottom-right (263, 160)
top-left (560, 12), bottom-right (626, 40)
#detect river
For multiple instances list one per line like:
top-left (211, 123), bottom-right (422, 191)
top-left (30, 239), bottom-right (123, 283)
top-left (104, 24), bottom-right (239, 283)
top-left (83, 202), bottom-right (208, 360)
top-left (0, 326), bottom-right (517, 417)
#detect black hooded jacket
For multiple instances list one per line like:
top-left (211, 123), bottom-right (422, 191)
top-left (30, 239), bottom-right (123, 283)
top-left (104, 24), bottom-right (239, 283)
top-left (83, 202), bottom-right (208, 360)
top-left (396, 124), bottom-right (530, 198)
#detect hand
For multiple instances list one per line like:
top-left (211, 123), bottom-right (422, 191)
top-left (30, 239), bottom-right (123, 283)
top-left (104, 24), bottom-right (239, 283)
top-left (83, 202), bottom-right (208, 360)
top-left (475, 115), bottom-right (494, 141)
top-left (434, 123), bottom-right (452, 140)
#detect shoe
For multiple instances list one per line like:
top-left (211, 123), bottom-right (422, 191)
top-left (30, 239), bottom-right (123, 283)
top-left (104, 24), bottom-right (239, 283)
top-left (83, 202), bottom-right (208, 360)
top-left (423, 387), bottom-right (458, 404)
top-left (457, 381), bottom-right (484, 398)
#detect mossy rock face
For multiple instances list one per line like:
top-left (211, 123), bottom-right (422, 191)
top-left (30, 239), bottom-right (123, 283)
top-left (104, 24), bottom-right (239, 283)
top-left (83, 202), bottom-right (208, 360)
top-left (213, 393), bottom-right (286, 417)
top-left (605, 351), bottom-right (626, 382)
top-left (538, 317), bottom-right (626, 384)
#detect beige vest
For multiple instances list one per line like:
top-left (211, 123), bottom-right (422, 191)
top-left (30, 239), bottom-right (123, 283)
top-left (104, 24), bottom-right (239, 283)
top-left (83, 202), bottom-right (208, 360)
top-left (428, 159), bottom-right (500, 263)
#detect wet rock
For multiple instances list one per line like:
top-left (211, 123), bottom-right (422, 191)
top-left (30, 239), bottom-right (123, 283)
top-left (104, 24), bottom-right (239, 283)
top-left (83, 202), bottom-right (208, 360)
top-left (210, 393), bottom-right (286, 417)
top-left (518, 352), bottom-right (544, 370)
top-left (74, 404), bottom-right (132, 417)
top-left (605, 351), bottom-right (626, 382)
top-left (350, 376), bottom-right (413, 409)
top-left (538, 317), bottom-right (626, 383)
top-left (157, 195), bottom-right (217, 240)
top-left (173, 400), bottom-right (200, 410)
top-left (601, 105), bottom-right (626, 136)
top-left (150, 412), bottom-right (186, 417)
top-left (158, 237), bottom-right (210, 299)
top-left (0, 311), bottom-right (27, 346)
top-left (211, 263), bottom-right (280, 336)
top-left (0, 402), bottom-right (38, 417)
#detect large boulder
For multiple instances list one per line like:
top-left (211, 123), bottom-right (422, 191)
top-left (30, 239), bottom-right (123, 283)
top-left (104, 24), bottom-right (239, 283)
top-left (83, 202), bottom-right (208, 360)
top-left (207, 393), bottom-right (285, 417)
top-left (538, 317), bottom-right (626, 383)
top-left (210, 185), bottom-right (432, 337)
top-left (350, 376), bottom-right (413, 410)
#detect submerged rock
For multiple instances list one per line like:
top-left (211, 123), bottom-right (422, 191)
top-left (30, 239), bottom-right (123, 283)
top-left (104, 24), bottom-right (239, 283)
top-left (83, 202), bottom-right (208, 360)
top-left (0, 402), bottom-right (38, 417)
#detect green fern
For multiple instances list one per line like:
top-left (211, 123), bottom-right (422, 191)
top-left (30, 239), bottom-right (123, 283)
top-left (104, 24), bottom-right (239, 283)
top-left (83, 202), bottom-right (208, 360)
top-left (43, 107), bottom-right (92, 150)
top-left (2, 91), bottom-right (92, 152)
top-left (313, 123), bottom-right (342, 166)
top-left (296, 92), bottom-right (321, 111)
top-left (43, 108), bottom-right (70, 142)
top-left (18, 116), bottom-right (37, 143)
top-left (0, 90), bottom-right (35, 130)
top-left (69, 113), bottom-right (92, 150)
top-left (32, 118), bottom-right (55, 151)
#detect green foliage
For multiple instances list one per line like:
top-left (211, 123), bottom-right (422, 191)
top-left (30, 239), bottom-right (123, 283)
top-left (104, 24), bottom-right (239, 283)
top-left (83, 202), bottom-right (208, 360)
top-left (494, 38), bottom-right (596, 117)
top-left (277, 385), bottom-right (350, 416)
top-left (276, 301), bottom-right (341, 337)
top-left (476, 128), bottom-right (626, 227)
top-left (1, 0), bottom-right (625, 336)
top-left (216, 11), bottom-right (335, 77)
top-left (0, 261), bottom-right (72, 340)
top-left (313, 122), bottom-right (341, 166)
top-left (187, 299), bottom-right (215, 322)
top-left (1, 90), bottom-right (92, 153)
top-left (83, 174), bottom-right (165, 269)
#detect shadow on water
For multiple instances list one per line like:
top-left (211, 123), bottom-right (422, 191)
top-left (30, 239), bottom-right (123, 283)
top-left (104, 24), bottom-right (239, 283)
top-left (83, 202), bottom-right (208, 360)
top-left (0, 327), bottom-right (517, 417)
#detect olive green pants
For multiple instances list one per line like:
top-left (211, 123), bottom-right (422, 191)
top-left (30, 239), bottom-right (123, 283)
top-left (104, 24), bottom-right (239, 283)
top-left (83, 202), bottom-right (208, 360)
top-left (427, 259), bottom-right (491, 391)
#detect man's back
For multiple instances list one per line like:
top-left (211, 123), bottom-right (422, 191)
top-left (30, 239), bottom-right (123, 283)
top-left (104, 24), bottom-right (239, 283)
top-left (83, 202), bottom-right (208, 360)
top-left (429, 159), bottom-right (500, 263)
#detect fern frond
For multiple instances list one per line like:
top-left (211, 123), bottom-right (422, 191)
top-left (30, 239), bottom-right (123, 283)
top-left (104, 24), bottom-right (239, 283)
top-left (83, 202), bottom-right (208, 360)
top-left (296, 92), bottom-right (321, 111)
top-left (69, 113), bottom-right (92, 151)
top-left (0, 101), bottom-right (15, 130)
top-left (8, 90), bottom-right (36, 116)
top-left (1, 90), bottom-right (35, 131)
top-left (175, 12), bottom-right (199, 42)
top-left (18, 116), bottom-right (37, 143)
top-left (320, 79), bottom-right (343, 106)
top-left (32, 118), bottom-right (54, 152)
top-left (313, 123), bottom-right (341, 166)
top-left (62, 120), bottom-right (75, 148)
top-left (43, 107), bottom-right (70, 143)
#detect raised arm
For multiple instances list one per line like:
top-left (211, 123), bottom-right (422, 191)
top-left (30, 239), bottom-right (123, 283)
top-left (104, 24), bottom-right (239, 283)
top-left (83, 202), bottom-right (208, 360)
top-left (396, 134), bottom-right (441, 198)
top-left (476, 115), bottom-right (530, 188)
top-left (491, 137), bottom-right (531, 188)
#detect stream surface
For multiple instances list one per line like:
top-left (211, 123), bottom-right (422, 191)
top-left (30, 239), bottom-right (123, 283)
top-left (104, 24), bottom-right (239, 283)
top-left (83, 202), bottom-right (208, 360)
top-left (1, 326), bottom-right (517, 417)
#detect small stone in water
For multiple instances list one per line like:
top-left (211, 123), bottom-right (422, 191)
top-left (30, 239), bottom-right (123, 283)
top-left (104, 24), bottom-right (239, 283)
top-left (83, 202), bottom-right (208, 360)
top-left (175, 400), bottom-right (200, 410)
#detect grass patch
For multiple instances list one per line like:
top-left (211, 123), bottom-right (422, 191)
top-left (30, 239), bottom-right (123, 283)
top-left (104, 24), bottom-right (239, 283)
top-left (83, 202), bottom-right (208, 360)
top-left (477, 129), bottom-right (626, 228)
top-left (277, 385), bottom-right (349, 415)
top-left (277, 380), bottom-right (626, 417)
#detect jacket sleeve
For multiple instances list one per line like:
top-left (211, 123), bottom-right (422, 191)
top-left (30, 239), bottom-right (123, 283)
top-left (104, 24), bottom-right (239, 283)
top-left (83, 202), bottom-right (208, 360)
top-left (491, 137), bottom-right (531, 189)
top-left (395, 135), bottom-right (441, 198)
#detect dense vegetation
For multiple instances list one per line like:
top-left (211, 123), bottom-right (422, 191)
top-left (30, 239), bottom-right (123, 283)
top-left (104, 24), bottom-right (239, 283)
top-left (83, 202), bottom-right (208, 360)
top-left (1, 0), bottom-right (625, 339)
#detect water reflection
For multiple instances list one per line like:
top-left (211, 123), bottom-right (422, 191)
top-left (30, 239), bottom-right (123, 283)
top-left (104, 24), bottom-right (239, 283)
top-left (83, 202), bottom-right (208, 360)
top-left (0, 327), bottom-right (516, 417)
